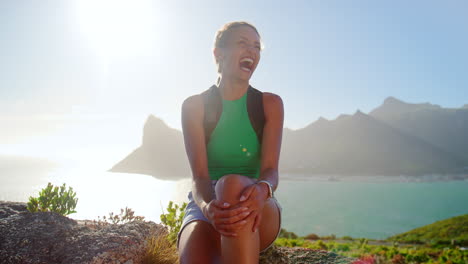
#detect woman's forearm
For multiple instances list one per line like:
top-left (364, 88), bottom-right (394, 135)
top-left (192, 177), bottom-right (216, 214)
top-left (258, 167), bottom-right (279, 192)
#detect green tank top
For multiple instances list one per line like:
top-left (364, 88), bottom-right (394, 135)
top-left (206, 90), bottom-right (261, 180)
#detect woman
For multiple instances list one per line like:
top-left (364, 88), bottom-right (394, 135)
top-left (178, 21), bottom-right (284, 264)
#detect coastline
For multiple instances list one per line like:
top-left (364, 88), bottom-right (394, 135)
top-left (281, 173), bottom-right (468, 183)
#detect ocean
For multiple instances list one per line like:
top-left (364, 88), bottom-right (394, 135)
top-left (1, 159), bottom-right (467, 240)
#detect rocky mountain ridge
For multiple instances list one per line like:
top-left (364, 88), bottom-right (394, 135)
top-left (111, 97), bottom-right (468, 179)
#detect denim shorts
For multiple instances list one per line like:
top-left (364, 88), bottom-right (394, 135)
top-left (177, 180), bottom-right (282, 253)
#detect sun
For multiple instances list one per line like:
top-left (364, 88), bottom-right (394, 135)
top-left (74, 0), bottom-right (161, 61)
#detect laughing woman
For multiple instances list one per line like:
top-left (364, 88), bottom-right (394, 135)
top-left (177, 21), bottom-right (284, 264)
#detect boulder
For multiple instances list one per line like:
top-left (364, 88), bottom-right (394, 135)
top-left (0, 201), bottom-right (166, 264)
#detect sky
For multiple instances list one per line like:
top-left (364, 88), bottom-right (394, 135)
top-left (1, 0), bottom-right (467, 161)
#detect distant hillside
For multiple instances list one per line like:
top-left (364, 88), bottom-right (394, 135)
top-left (370, 97), bottom-right (468, 162)
top-left (109, 115), bottom-right (190, 180)
top-left (280, 110), bottom-right (465, 176)
top-left (111, 97), bottom-right (468, 179)
top-left (387, 214), bottom-right (468, 246)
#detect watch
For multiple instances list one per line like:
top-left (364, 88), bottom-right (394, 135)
top-left (257, 180), bottom-right (274, 199)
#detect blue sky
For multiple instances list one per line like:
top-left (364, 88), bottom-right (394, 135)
top-left (1, 0), bottom-right (467, 157)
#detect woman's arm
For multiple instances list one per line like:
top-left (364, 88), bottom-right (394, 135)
top-left (181, 95), bottom-right (213, 208)
top-left (181, 94), bottom-right (248, 236)
top-left (238, 92), bottom-right (284, 231)
top-left (257, 92), bottom-right (284, 192)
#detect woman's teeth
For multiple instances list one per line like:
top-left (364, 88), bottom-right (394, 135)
top-left (240, 57), bottom-right (254, 72)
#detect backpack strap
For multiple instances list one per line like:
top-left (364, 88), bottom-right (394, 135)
top-left (246, 85), bottom-right (265, 144)
top-left (202, 85), bottom-right (222, 144)
top-left (202, 85), bottom-right (265, 145)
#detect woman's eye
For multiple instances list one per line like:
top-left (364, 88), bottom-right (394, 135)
top-left (238, 41), bottom-right (247, 47)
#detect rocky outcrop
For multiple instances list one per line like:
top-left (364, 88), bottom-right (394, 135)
top-left (0, 201), bottom-right (166, 264)
top-left (0, 201), bottom-right (360, 264)
top-left (260, 246), bottom-right (357, 264)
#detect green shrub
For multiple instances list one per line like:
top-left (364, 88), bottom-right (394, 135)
top-left (304, 233), bottom-right (320, 240)
top-left (316, 240), bottom-right (328, 250)
top-left (27, 182), bottom-right (78, 216)
top-left (274, 237), bottom-right (312, 248)
top-left (160, 201), bottom-right (187, 245)
top-left (335, 243), bottom-right (350, 252)
top-left (279, 228), bottom-right (298, 239)
top-left (321, 234), bottom-right (337, 240)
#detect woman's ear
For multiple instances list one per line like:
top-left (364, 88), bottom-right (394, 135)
top-left (213, 47), bottom-right (223, 63)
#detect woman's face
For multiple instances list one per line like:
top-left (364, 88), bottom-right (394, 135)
top-left (216, 26), bottom-right (261, 82)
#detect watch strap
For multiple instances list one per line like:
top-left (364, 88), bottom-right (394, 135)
top-left (257, 180), bottom-right (273, 199)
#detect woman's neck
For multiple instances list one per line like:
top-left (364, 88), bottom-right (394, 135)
top-left (217, 77), bottom-right (249, 101)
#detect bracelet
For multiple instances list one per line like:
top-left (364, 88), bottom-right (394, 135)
top-left (257, 180), bottom-right (274, 199)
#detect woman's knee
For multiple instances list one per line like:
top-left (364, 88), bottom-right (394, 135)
top-left (215, 174), bottom-right (255, 203)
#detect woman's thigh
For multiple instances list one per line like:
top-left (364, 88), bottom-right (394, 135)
top-left (259, 197), bottom-right (281, 251)
top-left (178, 220), bottom-right (221, 264)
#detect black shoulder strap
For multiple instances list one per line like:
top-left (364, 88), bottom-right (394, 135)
top-left (247, 85), bottom-right (265, 144)
top-left (202, 85), bottom-right (265, 145)
top-left (202, 85), bottom-right (222, 144)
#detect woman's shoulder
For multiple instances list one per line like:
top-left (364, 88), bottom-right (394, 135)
top-left (181, 94), bottom-right (204, 114)
top-left (262, 92), bottom-right (283, 108)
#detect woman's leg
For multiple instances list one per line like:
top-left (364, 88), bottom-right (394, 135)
top-left (178, 220), bottom-right (221, 264)
top-left (258, 196), bottom-right (281, 251)
top-left (215, 174), bottom-right (279, 264)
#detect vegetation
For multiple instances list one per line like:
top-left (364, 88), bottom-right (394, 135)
top-left (160, 201), bottom-right (187, 245)
top-left (97, 207), bottom-right (146, 225)
top-left (276, 215), bottom-right (468, 264)
top-left (142, 201), bottom-right (187, 264)
top-left (388, 214), bottom-right (468, 247)
top-left (142, 227), bottom-right (179, 264)
top-left (274, 237), bottom-right (468, 264)
top-left (279, 228), bottom-right (299, 239)
top-left (27, 182), bottom-right (78, 216)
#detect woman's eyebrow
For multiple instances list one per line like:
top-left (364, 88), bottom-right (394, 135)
top-left (239, 36), bottom-right (261, 45)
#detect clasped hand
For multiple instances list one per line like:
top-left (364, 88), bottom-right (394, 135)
top-left (202, 183), bottom-right (269, 237)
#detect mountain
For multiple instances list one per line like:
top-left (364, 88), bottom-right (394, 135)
top-left (109, 115), bottom-right (190, 180)
top-left (370, 97), bottom-right (468, 162)
top-left (280, 110), bottom-right (465, 176)
top-left (111, 97), bottom-right (468, 179)
top-left (387, 214), bottom-right (468, 245)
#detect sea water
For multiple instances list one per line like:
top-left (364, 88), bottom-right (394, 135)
top-left (1, 161), bottom-right (467, 239)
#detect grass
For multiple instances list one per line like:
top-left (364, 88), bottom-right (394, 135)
top-left (142, 227), bottom-right (179, 264)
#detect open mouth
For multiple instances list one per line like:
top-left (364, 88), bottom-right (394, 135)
top-left (239, 57), bottom-right (254, 72)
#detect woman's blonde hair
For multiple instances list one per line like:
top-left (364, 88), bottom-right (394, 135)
top-left (213, 21), bottom-right (262, 76)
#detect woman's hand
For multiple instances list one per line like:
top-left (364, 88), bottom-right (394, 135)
top-left (237, 183), bottom-right (270, 232)
top-left (202, 199), bottom-right (252, 237)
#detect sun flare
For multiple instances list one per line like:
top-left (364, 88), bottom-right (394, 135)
top-left (74, 0), bottom-right (160, 60)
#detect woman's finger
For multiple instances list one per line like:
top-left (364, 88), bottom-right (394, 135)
top-left (218, 219), bottom-right (248, 232)
top-left (239, 184), bottom-right (255, 202)
top-left (214, 205), bottom-right (248, 219)
top-left (212, 199), bottom-right (230, 209)
top-left (217, 210), bottom-right (251, 224)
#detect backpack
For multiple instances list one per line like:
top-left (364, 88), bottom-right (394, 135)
top-left (201, 84), bottom-right (265, 145)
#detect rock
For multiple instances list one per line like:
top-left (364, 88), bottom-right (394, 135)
top-left (260, 246), bottom-right (356, 264)
top-left (0, 201), bottom-right (167, 264)
top-left (0, 201), bottom-right (28, 218)
top-left (1, 201), bottom-right (357, 264)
